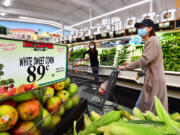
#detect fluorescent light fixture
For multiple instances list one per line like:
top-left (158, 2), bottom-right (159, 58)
top-left (3, 0), bottom-right (11, 7)
top-left (0, 13), bottom-right (6, 16)
top-left (53, 0), bottom-right (150, 33)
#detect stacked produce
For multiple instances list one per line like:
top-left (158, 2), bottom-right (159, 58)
top-left (99, 47), bottom-right (116, 66)
top-left (69, 48), bottom-right (87, 63)
top-left (131, 45), bottom-right (144, 62)
top-left (160, 32), bottom-right (180, 72)
top-left (74, 96), bottom-right (180, 135)
top-left (0, 77), bottom-right (80, 135)
top-left (117, 45), bottom-right (130, 65)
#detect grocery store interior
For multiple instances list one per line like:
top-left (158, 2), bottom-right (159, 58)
top-left (0, 0), bottom-right (180, 135)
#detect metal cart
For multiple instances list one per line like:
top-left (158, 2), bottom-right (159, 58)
top-left (68, 62), bottom-right (120, 114)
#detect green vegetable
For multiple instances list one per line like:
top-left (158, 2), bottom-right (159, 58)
top-left (154, 96), bottom-right (180, 134)
top-left (100, 47), bottom-right (116, 66)
top-left (118, 45), bottom-right (130, 65)
top-left (74, 121), bottom-right (78, 135)
top-left (91, 111), bottom-right (101, 121)
top-left (84, 114), bottom-right (92, 128)
top-left (145, 111), bottom-right (160, 121)
top-left (128, 120), bottom-right (166, 126)
top-left (98, 121), bottom-right (164, 135)
top-left (69, 48), bottom-right (87, 62)
top-left (160, 33), bottom-right (180, 72)
top-left (118, 106), bottom-right (139, 120)
top-left (133, 107), bottom-right (145, 120)
top-left (170, 113), bottom-right (180, 121)
top-left (78, 111), bottom-right (121, 135)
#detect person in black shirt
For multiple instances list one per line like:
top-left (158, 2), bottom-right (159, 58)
top-left (84, 41), bottom-right (99, 81)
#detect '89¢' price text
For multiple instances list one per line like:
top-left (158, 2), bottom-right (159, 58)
top-left (19, 57), bottom-right (54, 83)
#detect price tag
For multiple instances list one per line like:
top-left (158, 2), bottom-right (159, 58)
top-left (0, 38), bottom-right (68, 87)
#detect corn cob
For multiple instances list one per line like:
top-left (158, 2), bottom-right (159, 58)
top-left (170, 112), bottom-right (180, 121)
top-left (78, 111), bottom-right (121, 135)
top-left (154, 96), bottom-right (180, 134)
top-left (98, 121), bottom-right (164, 135)
top-left (74, 121), bottom-right (78, 135)
top-left (133, 107), bottom-right (145, 120)
top-left (118, 106), bottom-right (139, 120)
top-left (145, 111), bottom-right (160, 121)
top-left (84, 114), bottom-right (92, 128)
top-left (91, 111), bottom-right (101, 121)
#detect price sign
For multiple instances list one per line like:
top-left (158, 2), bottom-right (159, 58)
top-left (0, 38), bottom-right (68, 87)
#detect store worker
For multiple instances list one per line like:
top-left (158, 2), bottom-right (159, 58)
top-left (84, 41), bottom-right (99, 81)
top-left (119, 19), bottom-right (168, 113)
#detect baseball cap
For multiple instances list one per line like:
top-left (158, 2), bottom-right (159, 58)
top-left (135, 19), bottom-right (154, 28)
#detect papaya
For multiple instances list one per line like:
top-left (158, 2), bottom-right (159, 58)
top-left (53, 81), bottom-right (65, 91)
top-left (17, 100), bottom-right (40, 121)
top-left (16, 84), bottom-right (26, 94)
top-left (0, 105), bottom-right (18, 132)
top-left (11, 121), bottom-right (37, 135)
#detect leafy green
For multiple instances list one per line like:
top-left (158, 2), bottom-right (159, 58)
top-left (69, 48), bottom-right (87, 62)
top-left (100, 47), bottom-right (116, 66)
top-left (160, 33), bottom-right (180, 72)
top-left (118, 45), bottom-right (130, 65)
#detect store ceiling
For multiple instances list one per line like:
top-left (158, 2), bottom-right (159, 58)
top-left (0, 0), bottom-right (176, 30)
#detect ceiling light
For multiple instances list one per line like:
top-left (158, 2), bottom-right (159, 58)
top-left (3, 0), bottom-right (11, 7)
top-left (0, 13), bottom-right (6, 16)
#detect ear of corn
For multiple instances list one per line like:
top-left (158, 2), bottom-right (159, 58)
top-left (154, 96), bottom-right (180, 134)
top-left (133, 107), bottom-right (145, 120)
top-left (74, 121), bottom-right (78, 135)
top-left (84, 114), bottom-right (92, 128)
top-left (145, 111), bottom-right (160, 121)
top-left (98, 121), bottom-right (164, 135)
top-left (91, 111), bottom-right (101, 121)
top-left (170, 113), bottom-right (180, 121)
top-left (78, 111), bottom-right (121, 135)
top-left (118, 106), bottom-right (139, 120)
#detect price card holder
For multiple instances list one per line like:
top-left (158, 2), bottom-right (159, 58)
top-left (0, 37), bottom-right (68, 88)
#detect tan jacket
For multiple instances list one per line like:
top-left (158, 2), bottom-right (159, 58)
top-left (124, 36), bottom-right (168, 113)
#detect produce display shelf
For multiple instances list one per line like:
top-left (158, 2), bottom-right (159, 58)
top-left (42, 98), bottom-right (88, 135)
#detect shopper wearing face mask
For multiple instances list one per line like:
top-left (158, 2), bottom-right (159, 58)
top-left (119, 19), bottom-right (168, 113)
top-left (84, 41), bottom-right (99, 81)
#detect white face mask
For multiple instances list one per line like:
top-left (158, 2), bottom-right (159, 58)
top-left (90, 46), bottom-right (94, 49)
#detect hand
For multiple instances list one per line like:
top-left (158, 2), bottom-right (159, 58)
top-left (122, 62), bottom-right (128, 66)
top-left (118, 66), bottom-right (125, 70)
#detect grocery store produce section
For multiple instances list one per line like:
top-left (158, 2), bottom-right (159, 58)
top-left (0, 1), bottom-right (180, 134)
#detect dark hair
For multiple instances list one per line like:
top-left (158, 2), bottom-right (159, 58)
top-left (89, 41), bottom-right (96, 46)
top-left (89, 41), bottom-right (97, 54)
top-left (149, 27), bottom-right (156, 37)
